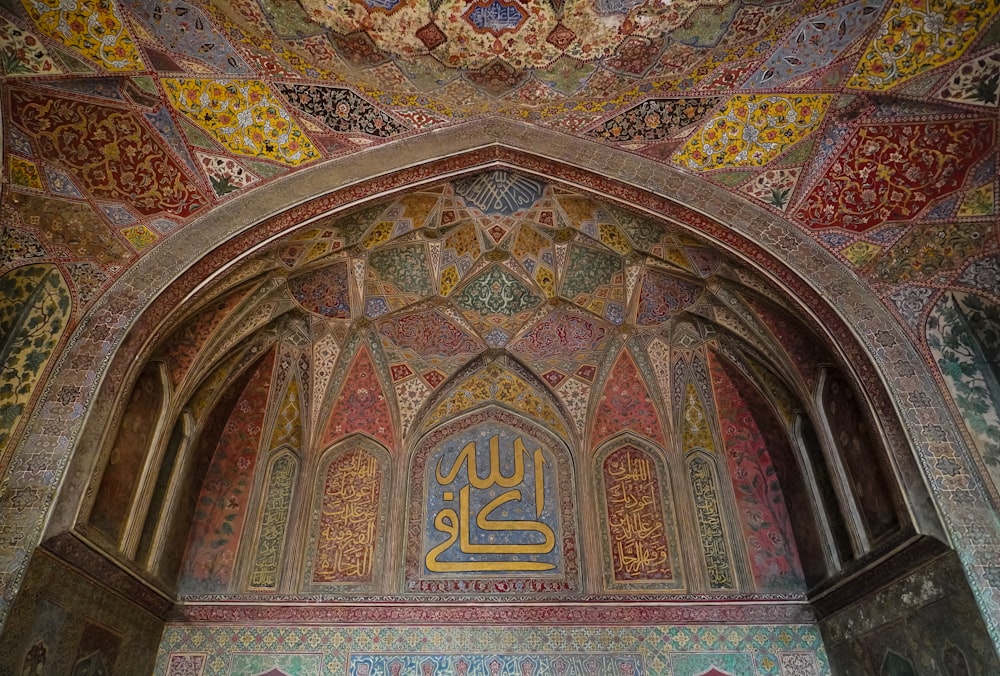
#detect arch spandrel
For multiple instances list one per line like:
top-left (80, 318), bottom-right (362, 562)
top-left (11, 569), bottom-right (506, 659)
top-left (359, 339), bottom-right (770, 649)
top-left (3, 122), bottom-right (989, 648)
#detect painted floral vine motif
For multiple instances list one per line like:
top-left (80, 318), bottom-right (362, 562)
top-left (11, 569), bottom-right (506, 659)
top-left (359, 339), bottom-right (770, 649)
top-left (927, 293), bottom-right (1000, 481)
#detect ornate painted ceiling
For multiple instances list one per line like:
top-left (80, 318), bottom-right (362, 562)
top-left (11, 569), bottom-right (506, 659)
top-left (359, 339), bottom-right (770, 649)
top-left (3, 0), bottom-right (998, 514)
top-left (0, 0), bottom-right (996, 344)
top-left (152, 172), bottom-right (832, 451)
top-left (1, 1), bottom-right (1000, 662)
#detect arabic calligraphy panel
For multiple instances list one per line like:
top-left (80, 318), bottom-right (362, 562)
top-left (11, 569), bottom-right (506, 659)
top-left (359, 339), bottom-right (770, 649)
top-left (596, 441), bottom-right (684, 591)
top-left (248, 453), bottom-right (297, 591)
top-left (406, 408), bottom-right (579, 595)
top-left (306, 439), bottom-right (389, 590)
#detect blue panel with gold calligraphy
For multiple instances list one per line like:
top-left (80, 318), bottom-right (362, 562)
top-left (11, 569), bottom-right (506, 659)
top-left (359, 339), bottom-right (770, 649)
top-left (423, 424), bottom-right (562, 576)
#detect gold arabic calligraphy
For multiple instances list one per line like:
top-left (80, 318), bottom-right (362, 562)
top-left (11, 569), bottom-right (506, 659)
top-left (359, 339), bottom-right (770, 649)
top-left (604, 447), bottom-right (672, 580)
top-left (313, 449), bottom-right (381, 583)
top-left (425, 435), bottom-right (556, 572)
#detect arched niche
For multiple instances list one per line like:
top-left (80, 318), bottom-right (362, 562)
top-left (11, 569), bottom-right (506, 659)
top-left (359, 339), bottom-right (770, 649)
top-left (243, 447), bottom-right (299, 593)
top-left (593, 434), bottom-right (684, 593)
top-left (146, 341), bottom-right (277, 590)
top-left (85, 362), bottom-right (170, 550)
top-left (136, 410), bottom-right (194, 569)
top-left (302, 435), bottom-right (390, 593)
top-left (410, 353), bottom-right (577, 450)
top-left (405, 406), bottom-right (579, 597)
top-left (684, 450), bottom-right (739, 593)
top-left (4, 122), bottom-right (980, 645)
top-left (816, 368), bottom-right (901, 552)
top-left (175, 348), bottom-right (277, 597)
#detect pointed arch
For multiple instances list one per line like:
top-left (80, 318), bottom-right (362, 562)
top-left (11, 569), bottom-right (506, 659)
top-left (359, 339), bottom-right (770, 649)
top-left (594, 434), bottom-right (684, 591)
top-left (304, 435), bottom-right (390, 591)
top-left (176, 348), bottom-right (276, 595)
top-left (246, 449), bottom-right (299, 591)
top-left (87, 363), bottom-right (169, 547)
top-left (0, 121), bottom-right (980, 645)
top-left (320, 343), bottom-right (395, 451)
top-left (685, 450), bottom-right (736, 592)
top-left (412, 353), bottom-right (574, 444)
top-left (591, 344), bottom-right (666, 448)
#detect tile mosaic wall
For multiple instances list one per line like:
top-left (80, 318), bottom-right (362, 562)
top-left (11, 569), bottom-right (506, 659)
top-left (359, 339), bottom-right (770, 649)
top-left (157, 622), bottom-right (830, 675)
top-left (822, 552), bottom-right (1000, 675)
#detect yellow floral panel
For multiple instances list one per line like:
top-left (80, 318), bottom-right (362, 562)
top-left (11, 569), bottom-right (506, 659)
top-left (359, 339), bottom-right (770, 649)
top-left (162, 79), bottom-right (321, 167)
top-left (673, 94), bottom-right (832, 171)
top-left (682, 382), bottom-right (715, 451)
top-left (20, 0), bottom-right (143, 71)
top-left (841, 241), bottom-right (882, 267)
top-left (847, 0), bottom-right (1000, 91)
top-left (9, 156), bottom-right (43, 190)
top-left (0, 16), bottom-right (62, 75)
top-left (426, 364), bottom-right (567, 436)
top-left (958, 183), bottom-right (995, 217)
top-left (122, 224), bottom-right (158, 250)
top-left (362, 221), bottom-right (396, 249)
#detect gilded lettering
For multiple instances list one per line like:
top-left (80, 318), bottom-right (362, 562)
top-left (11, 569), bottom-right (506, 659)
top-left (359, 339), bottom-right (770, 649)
top-left (425, 434), bottom-right (556, 573)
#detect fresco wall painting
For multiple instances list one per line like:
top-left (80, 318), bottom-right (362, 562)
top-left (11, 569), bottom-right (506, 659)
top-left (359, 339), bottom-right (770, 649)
top-left (150, 361), bottom-right (260, 587)
top-left (247, 452), bottom-right (298, 591)
top-left (687, 453), bottom-right (736, 592)
top-left (823, 552), bottom-right (1000, 676)
top-left (709, 354), bottom-right (805, 594)
top-left (179, 349), bottom-right (275, 594)
top-left (1, 95), bottom-right (994, 670)
top-left (676, 363), bottom-right (740, 593)
top-left (136, 414), bottom-right (192, 567)
top-left (927, 292), bottom-right (1000, 498)
top-left (0, 264), bottom-right (71, 470)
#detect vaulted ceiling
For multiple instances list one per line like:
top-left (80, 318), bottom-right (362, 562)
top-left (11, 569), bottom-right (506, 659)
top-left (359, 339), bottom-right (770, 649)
top-left (2, 0), bottom-right (996, 560)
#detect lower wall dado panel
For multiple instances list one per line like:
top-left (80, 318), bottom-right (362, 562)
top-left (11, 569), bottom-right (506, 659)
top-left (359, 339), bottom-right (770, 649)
top-left (0, 548), bottom-right (165, 676)
top-left (156, 623), bottom-right (829, 675)
top-left (820, 551), bottom-right (1000, 675)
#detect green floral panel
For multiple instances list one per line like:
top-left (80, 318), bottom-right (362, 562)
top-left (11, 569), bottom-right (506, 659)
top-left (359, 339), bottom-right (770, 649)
top-left (560, 244), bottom-right (622, 300)
top-left (927, 292), bottom-right (1000, 485)
top-left (454, 266), bottom-right (542, 316)
top-left (368, 244), bottom-right (434, 296)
